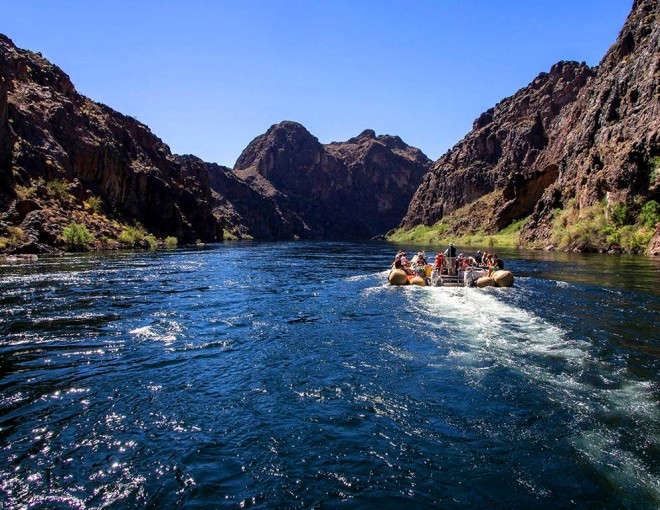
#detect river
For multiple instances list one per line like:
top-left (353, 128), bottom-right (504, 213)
top-left (0, 242), bottom-right (658, 509)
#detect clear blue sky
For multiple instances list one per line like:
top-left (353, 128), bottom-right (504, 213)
top-left (1, 1), bottom-right (631, 167)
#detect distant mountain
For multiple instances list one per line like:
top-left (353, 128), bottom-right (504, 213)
top-left (0, 35), bottom-right (429, 253)
top-left (233, 121), bottom-right (430, 239)
top-left (400, 0), bottom-right (659, 254)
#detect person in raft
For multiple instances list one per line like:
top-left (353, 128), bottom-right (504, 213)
top-left (393, 251), bottom-right (414, 275)
top-left (444, 243), bottom-right (457, 258)
top-left (487, 254), bottom-right (504, 277)
top-left (434, 252), bottom-right (445, 269)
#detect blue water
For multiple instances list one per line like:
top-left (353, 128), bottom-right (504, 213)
top-left (0, 242), bottom-right (658, 509)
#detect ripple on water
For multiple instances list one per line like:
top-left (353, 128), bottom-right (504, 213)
top-left (0, 245), bottom-right (658, 508)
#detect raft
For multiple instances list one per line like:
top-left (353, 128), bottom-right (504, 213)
top-left (492, 270), bottom-right (514, 287)
top-left (408, 275), bottom-right (426, 286)
top-left (388, 268), bottom-right (409, 285)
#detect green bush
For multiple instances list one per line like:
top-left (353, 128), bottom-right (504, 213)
top-left (46, 179), bottom-right (69, 197)
top-left (164, 236), bottom-right (178, 249)
top-left (222, 229), bottom-right (239, 241)
top-left (639, 200), bottom-right (660, 228)
top-left (118, 226), bottom-right (145, 245)
top-left (85, 196), bottom-right (103, 214)
top-left (611, 202), bottom-right (630, 227)
top-left (62, 222), bottom-right (91, 249)
top-left (144, 235), bottom-right (158, 249)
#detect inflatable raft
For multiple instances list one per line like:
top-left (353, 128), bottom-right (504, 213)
top-left (388, 263), bottom-right (514, 288)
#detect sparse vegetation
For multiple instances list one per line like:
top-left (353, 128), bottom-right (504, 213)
top-left (639, 199), bottom-right (660, 228)
top-left (0, 226), bottom-right (28, 250)
top-left (84, 196), bottom-right (103, 214)
top-left (164, 236), bottom-right (178, 249)
top-left (650, 156), bottom-right (660, 186)
top-left (45, 179), bottom-right (69, 197)
top-left (548, 197), bottom-right (657, 253)
top-left (611, 202), bottom-right (630, 227)
top-left (223, 229), bottom-right (239, 241)
top-left (144, 235), bottom-right (158, 249)
top-left (387, 209), bottom-right (526, 248)
top-left (118, 225), bottom-right (146, 246)
top-left (62, 222), bottom-right (92, 249)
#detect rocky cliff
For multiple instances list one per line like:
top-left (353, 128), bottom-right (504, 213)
top-left (234, 121), bottom-right (431, 239)
top-left (0, 34), bottom-right (429, 253)
top-left (400, 0), bottom-right (659, 254)
top-left (401, 61), bottom-right (595, 233)
top-left (520, 0), bottom-right (659, 252)
top-left (0, 34), bottom-right (224, 252)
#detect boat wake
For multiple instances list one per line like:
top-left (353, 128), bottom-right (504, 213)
top-left (404, 286), bottom-right (660, 505)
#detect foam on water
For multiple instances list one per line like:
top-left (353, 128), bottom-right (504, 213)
top-left (402, 285), bottom-right (660, 504)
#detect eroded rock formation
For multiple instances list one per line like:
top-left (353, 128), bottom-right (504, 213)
top-left (401, 0), bottom-right (659, 254)
top-left (401, 61), bottom-right (595, 233)
top-left (0, 34), bottom-right (223, 252)
top-left (0, 34), bottom-right (429, 252)
top-left (234, 121), bottom-right (430, 239)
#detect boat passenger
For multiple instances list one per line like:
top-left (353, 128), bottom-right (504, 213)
top-left (475, 250), bottom-right (483, 264)
top-left (434, 252), bottom-right (445, 270)
top-left (391, 250), bottom-right (404, 269)
top-left (444, 243), bottom-right (457, 258)
top-left (393, 257), bottom-right (414, 275)
top-left (487, 254), bottom-right (501, 277)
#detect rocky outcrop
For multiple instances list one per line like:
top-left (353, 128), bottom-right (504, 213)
top-left (177, 154), bottom-right (309, 240)
top-left (235, 122), bottom-right (431, 239)
top-left (0, 37), bottom-right (16, 202)
top-left (325, 129), bottom-right (432, 234)
top-left (520, 0), bottom-right (660, 248)
top-left (0, 33), bottom-right (429, 252)
top-left (0, 34), bottom-right (223, 251)
top-left (401, 0), bottom-right (659, 254)
top-left (401, 61), bottom-right (595, 232)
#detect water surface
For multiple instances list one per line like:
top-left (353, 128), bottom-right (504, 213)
top-left (0, 242), bottom-right (658, 508)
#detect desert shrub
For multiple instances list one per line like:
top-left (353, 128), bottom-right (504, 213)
top-left (46, 179), bottom-right (69, 197)
top-left (7, 226), bottom-right (27, 247)
top-left (164, 236), bottom-right (178, 249)
top-left (639, 200), bottom-right (660, 228)
top-left (650, 156), bottom-right (660, 185)
top-left (611, 202), bottom-right (630, 227)
top-left (617, 225), bottom-right (653, 252)
top-left (223, 229), bottom-right (239, 241)
top-left (15, 185), bottom-right (38, 199)
top-left (144, 235), bottom-right (158, 249)
top-left (118, 226), bottom-right (145, 246)
top-left (62, 222), bottom-right (91, 249)
top-left (84, 196), bottom-right (103, 214)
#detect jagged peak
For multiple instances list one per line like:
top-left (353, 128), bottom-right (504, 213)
top-left (0, 33), bottom-right (16, 48)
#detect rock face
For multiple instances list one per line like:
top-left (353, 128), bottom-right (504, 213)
top-left (520, 0), bottom-right (660, 249)
top-left (235, 122), bottom-right (430, 239)
top-left (0, 34), bottom-right (430, 252)
top-left (401, 0), bottom-right (659, 253)
top-left (0, 34), bottom-right (223, 251)
top-left (402, 61), bottom-right (594, 232)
